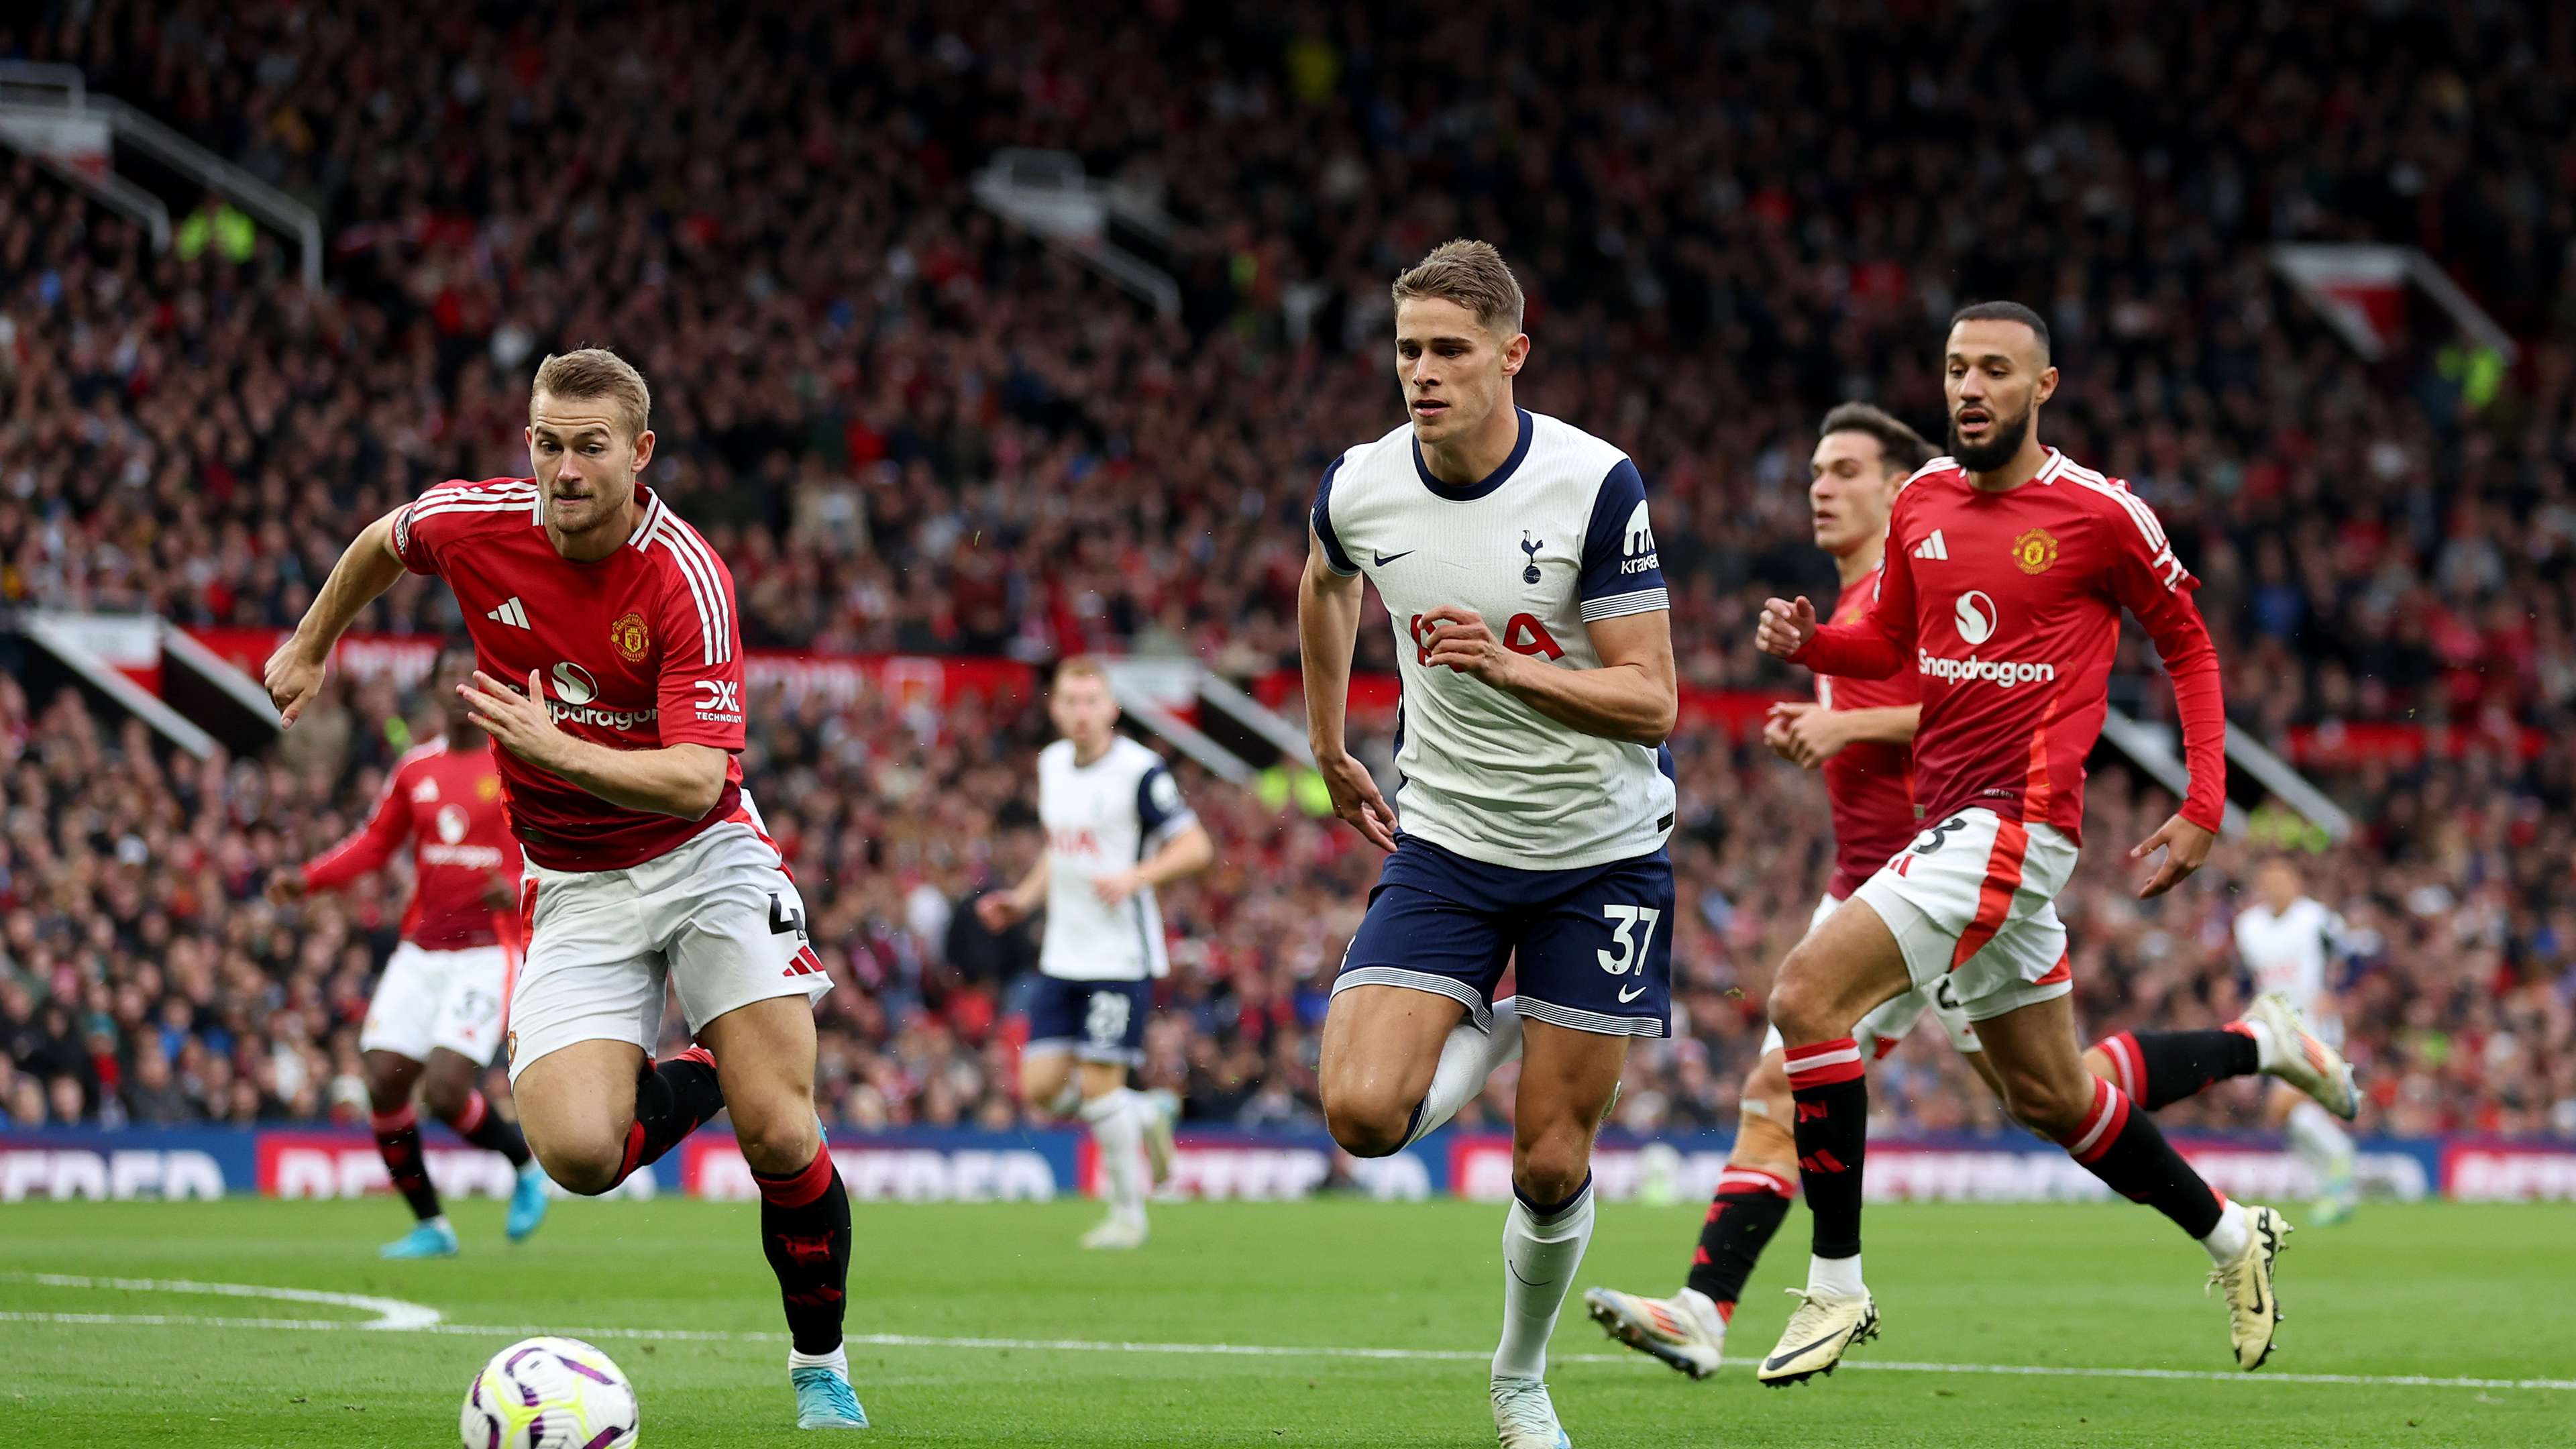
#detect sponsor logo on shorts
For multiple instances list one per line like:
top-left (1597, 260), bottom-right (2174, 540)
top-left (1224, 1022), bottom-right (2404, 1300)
top-left (1917, 649), bottom-right (2056, 687)
top-left (504, 1031), bottom-right (518, 1064)
top-left (610, 610), bottom-right (651, 662)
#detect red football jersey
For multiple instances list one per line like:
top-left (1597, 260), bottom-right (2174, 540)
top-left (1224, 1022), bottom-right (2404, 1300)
top-left (393, 478), bottom-right (747, 871)
top-left (1815, 559), bottom-right (1921, 899)
top-left (1794, 450), bottom-right (2224, 846)
top-left (301, 737), bottom-right (520, 950)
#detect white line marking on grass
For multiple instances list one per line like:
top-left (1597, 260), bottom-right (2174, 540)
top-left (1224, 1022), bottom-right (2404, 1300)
top-left (3, 1273), bottom-right (442, 1329)
top-left (5, 1289), bottom-right (2569, 1394)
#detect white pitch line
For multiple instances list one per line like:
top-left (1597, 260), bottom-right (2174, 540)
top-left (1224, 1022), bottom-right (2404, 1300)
top-left (7, 1272), bottom-right (442, 1329)
top-left (2, 1299), bottom-right (2569, 1393)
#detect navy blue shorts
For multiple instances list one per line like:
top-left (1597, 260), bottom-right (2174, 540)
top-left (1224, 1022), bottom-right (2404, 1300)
top-left (1024, 975), bottom-right (1151, 1065)
top-left (1332, 835), bottom-right (1674, 1037)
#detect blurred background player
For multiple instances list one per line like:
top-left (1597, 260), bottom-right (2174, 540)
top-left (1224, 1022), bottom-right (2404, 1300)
top-left (1753, 303), bottom-right (2292, 1381)
top-left (1302, 241), bottom-right (1678, 1449)
top-left (1585, 403), bottom-right (2356, 1377)
top-left (267, 641), bottom-right (549, 1258)
top-left (265, 350), bottom-right (866, 1431)
top-left (977, 657), bottom-right (1212, 1249)
top-left (2230, 857), bottom-right (2363, 1222)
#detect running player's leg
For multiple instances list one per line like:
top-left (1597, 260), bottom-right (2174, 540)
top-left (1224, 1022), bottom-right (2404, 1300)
top-left (1320, 871), bottom-right (1515, 1159)
top-left (415, 946), bottom-right (536, 1173)
top-left (418, 1047), bottom-right (527, 1167)
top-left (358, 944), bottom-right (455, 1255)
top-left (660, 816), bottom-right (862, 1428)
top-left (1495, 1020), bottom-right (1623, 1394)
top-left (2273, 1081), bottom-right (2359, 1223)
top-left (1031, 979), bottom-right (1159, 1247)
top-left (1753, 897), bottom-right (1910, 1383)
top-left (1972, 981), bottom-right (2290, 1369)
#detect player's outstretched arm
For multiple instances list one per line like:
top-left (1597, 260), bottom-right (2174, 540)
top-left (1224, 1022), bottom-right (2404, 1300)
top-left (1299, 532), bottom-right (1397, 851)
top-left (460, 669), bottom-right (731, 820)
top-left (265, 508), bottom-right (407, 726)
top-left (1419, 604), bottom-right (1676, 745)
top-left (1096, 821), bottom-right (1216, 906)
top-left (270, 764), bottom-right (415, 902)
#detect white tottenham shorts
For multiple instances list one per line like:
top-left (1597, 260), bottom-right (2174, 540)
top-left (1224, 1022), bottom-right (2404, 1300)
top-left (1851, 806), bottom-right (2078, 1024)
top-left (1760, 892), bottom-right (1981, 1061)
top-left (505, 813), bottom-right (830, 1081)
top-left (362, 942), bottom-right (511, 1065)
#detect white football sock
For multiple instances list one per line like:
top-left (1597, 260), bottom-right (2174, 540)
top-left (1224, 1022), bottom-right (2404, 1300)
top-left (2200, 1199), bottom-right (2251, 1263)
top-left (1806, 1252), bottom-right (1866, 1299)
top-left (788, 1344), bottom-right (848, 1373)
top-left (1402, 997), bottom-right (1525, 1150)
top-left (2242, 1019), bottom-right (2282, 1073)
top-left (2286, 1100), bottom-right (2355, 1179)
top-left (1081, 1090), bottom-right (1148, 1221)
top-left (1675, 1287), bottom-right (1727, 1339)
top-left (1492, 1175), bottom-right (1595, 1381)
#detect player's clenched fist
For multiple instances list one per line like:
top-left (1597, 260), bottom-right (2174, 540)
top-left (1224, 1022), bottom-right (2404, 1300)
top-left (1755, 596), bottom-right (1817, 659)
top-left (1419, 606), bottom-right (1516, 685)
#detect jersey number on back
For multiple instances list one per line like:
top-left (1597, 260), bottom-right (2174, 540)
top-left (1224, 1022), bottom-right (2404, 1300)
top-left (1409, 613), bottom-right (1564, 666)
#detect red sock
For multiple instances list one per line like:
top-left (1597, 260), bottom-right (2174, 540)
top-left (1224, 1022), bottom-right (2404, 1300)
top-left (1782, 1038), bottom-right (1868, 1260)
top-left (370, 1104), bottom-right (443, 1222)
top-left (755, 1151), bottom-right (851, 1356)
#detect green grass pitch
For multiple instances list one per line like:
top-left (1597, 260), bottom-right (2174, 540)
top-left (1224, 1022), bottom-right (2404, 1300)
top-left (3, 1195), bottom-right (2568, 1446)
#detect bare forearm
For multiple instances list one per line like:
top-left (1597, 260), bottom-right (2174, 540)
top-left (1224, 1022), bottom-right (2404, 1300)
top-left (1835, 705), bottom-right (1921, 747)
top-left (289, 512), bottom-right (405, 656)
top-left (1136, 824), bottom-right (1214, 890)
top-left (1010, 857), bottom-right (1050, 913)
top-left (1493, 659), bottom-right (1675, 746)
top-left (545, 740), bottom-right (727, 819)
top-left (1297, 566), bottom-right (1363, 756)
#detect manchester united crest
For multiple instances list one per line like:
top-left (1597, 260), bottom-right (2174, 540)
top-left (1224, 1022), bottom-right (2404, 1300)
top-left (2012, 527), bottom-right (2059, 576)
top-left (610, 610), bottom-right (650, 661)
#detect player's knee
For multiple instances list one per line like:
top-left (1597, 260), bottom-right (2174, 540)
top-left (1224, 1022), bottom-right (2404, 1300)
top-left (1511, 1129), bottom-right (1593, 1206)
top-left (418, 1075), bottom-right (473, 1124)
top-left (731, 1107), bottom-right (823, 1176)
top-left (363, 1063), bottom-right (414, 1113)
top-left (1322, 1091), bottom-right (1411, 1159)
top-left (535, 1138), bottom-right (626, 1197)
top-left (1766, 959), bottom-right (1846, 1045)
top-left (1743, 1052), bottom-right (1792, 1114)
top-left (2001, 1069), bottom-right (2093, 1138)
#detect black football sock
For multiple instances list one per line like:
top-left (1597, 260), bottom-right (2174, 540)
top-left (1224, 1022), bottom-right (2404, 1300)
top-left (2097, 1028), bottom-right (2262, 1111)
top-left (757, 1150), bottom-right (853, 1356)
top-left (1782, 1038), bottom-right (1868, 1261)
top-left (370, 1104), bottom-right (444, 1222)
top-left (2058, 1077), bottom-right (2225, 1238)
top-left (447, 1089), bottom-right (532, 1169)
top-left (1682, 1165), bottom-right (1795, 1319)
top-left (614, 1051), bottom-right (727, 1187)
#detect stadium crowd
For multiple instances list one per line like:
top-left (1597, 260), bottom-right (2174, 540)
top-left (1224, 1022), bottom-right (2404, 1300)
top-left (3, 1), bottom-right (2574, 1140)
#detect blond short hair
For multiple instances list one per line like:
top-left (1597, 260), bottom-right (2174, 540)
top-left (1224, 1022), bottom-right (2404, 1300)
top-left (531, 348), bottom-right (652, 439)
top-left (1053, 655), bottom-right (1110, 686)
top-left (1391, 239), bottom-right (1525, 336)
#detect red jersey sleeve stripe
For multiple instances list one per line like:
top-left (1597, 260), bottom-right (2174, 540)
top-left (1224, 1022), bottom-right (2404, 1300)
top-left (651, 519), bottom-right (729, 666)
top-left (2061, 469), bottom-right (2172, 553)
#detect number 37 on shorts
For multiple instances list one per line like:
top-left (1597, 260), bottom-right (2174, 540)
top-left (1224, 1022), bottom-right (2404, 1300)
top-left (1331, 837), bottom-right (1675, 1039)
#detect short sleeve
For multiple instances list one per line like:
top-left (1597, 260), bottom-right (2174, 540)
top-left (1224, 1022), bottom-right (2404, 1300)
top-left (653, 551), bottom-right (747, 751)
top-left (1577, 458), bottom-right (1668, 620)
top-left (391, 478), bottom-right (537, 576)
top-left (1135, 761), bottom-right (1196, 844)
top-left (1310, 455), bottom-right (1358, 576)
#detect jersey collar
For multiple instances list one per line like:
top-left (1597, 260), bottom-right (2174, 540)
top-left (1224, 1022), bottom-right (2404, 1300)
top-left (626, 487), bottom-right (665, 549)
top-left (1411, 407), bottom-right (1534, 502)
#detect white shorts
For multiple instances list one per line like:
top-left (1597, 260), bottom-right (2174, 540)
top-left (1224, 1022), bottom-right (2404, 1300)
top-left (1760, 894), bottom-right (1981, 1059)
top-left (1851, 807), bottom-right (2077, 1023)
top-left (361, 942), bottom-right (511, 1065)
top-left (505, 815), bottom-right (830, 1081)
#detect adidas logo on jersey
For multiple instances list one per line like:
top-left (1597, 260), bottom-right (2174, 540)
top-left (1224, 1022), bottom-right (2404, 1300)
top-left (1911, 529), bottom-right (1949, 561)
top-left (486, 596), bottom-right (531, 629)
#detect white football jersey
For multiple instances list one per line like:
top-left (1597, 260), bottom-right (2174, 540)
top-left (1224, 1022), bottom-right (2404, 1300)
top-left (2233, 896), bottom-right (2343, 1015)
top-left (1037, 735), bottom-right (1196, 981)
top-left (1313, 407), bottom-right (1674, 870)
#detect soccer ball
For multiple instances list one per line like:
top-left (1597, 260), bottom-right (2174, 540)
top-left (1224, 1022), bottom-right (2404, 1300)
top-left (461, 1336), bottom-right (640, 1448)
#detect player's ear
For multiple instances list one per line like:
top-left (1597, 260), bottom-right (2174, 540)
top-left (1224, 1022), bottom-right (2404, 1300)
top-left (1499, 331), bottom-right (1529, 376)
top-left (631, 429), bottom-right (655, 474)
top-left (2034, 366), bottom-right (2059, 407)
